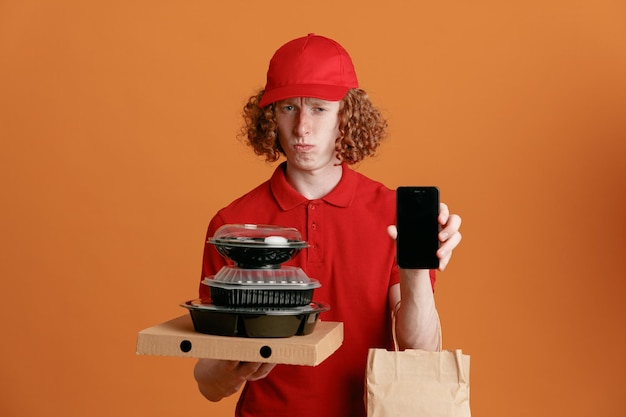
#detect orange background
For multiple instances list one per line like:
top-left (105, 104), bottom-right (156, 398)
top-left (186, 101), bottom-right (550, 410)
top-left (1, 1), bottom-right (625, 416)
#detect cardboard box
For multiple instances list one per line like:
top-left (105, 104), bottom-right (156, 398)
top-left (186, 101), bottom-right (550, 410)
top-left (136, 315), bottom-right (343, 366)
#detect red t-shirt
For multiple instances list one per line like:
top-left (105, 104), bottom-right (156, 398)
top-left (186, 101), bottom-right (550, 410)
top-left (200, 162), bottom-right (435, 417)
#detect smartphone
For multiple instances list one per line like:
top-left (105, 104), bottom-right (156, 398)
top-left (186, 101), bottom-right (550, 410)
top-left (396, 186), bottom-right (440, 269)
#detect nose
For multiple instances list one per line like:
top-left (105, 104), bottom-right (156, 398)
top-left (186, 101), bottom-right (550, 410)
top-left (294, 110), bottom-right (310, 137)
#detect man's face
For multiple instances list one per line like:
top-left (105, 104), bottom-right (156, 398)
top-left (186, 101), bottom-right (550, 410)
top-left (275, 97), bottom-right (341, 173)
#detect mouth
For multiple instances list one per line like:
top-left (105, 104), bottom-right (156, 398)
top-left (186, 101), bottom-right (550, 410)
top-left (293, 143), bottom-right (313, 152)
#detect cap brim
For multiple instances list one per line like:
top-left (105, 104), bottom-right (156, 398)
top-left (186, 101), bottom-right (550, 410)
top-left (259, 84), bottom-right (351, 107)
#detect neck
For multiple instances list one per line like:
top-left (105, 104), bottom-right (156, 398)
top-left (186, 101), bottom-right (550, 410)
top-left (284, 162), bottom-right (343, 200)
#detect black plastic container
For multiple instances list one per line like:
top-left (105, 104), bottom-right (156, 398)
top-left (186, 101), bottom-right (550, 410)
top-left (205, 266), bottom-right (320, 308)
top-left (181, 300), bottom-right (329, 338)
top-left (208, 285), bottom-right (315, 307)
top-left (208, 224), bottom-right (308, 269)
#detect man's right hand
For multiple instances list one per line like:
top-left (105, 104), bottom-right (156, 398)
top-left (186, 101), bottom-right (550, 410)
top-left (193, 358), bottom-right (277, 401)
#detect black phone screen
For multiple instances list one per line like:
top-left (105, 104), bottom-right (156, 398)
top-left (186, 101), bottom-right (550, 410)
top-left (396, 186), bottom-right (440, 269)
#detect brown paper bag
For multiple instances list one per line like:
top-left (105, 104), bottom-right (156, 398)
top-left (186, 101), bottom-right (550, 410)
top-left (365, 348), bottom-right (471, 417)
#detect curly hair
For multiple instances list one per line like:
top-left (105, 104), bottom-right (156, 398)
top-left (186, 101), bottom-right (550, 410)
top-left (240, 89), bottom-right (388, 164)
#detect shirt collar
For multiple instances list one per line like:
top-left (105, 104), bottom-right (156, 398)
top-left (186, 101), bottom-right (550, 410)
top-left (270, 162), bottom-right (357, 210)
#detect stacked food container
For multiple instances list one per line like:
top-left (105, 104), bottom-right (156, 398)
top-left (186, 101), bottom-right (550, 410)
top-left (182, 224), bottom-right (329, 338)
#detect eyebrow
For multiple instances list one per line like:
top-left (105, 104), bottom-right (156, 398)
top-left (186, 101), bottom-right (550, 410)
top-left (307, 99), bottom-right (331, 107)
top-left (278, 98), bottom-right (334, 106)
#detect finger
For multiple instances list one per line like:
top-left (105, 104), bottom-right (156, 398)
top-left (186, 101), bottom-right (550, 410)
top-left (437, 231), bottom-right (462, 271)
top-left (439, 230), bottom-right (462, 256)
top-left (194, 359), bottom-right (248, 401)
top-left (235, 361), bottom-right (265, 377)
top-left (439, 214), bottom-right (462, 241)
top-left (387, 225), bottom-right (397, 240)
top-left (438, 252), bottom-right (450, 271)
top-left (194, 359), bottom-right (240, 382)
top-left (438, 202), bottom-right (450, 225)
top-left (246, 363), bottom-right (277, 381)
top-left (236, 362), bottom-right (276, 380)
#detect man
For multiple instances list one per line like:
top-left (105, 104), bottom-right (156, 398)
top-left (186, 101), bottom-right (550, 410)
top-left (194, 33), bottom-right (462, 417)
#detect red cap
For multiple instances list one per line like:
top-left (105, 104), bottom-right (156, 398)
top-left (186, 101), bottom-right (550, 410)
top-left (258, 34), bottom-right (359, 107)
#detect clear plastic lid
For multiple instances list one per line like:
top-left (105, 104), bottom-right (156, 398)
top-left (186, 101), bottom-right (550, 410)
top-left (203, 265), bottom-right (320, 289)
top-left (209, 224), bottom-right (305, 246)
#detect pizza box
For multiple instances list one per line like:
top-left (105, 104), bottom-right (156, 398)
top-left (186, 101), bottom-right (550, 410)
top-left (136, 315), bottom-right (343, 366)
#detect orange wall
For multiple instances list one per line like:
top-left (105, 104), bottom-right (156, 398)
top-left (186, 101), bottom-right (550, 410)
top-left (1, 1), bottom-right (625, 416)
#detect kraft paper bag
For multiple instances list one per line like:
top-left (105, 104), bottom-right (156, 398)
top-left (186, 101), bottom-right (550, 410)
top-left (365, 348), bottom-right (471, 417)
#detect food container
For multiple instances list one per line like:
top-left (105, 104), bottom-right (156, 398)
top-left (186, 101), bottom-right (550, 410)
top-left (204, 266), bottom-right (320, 307)
top-left (193, 224), bottom-right (329, 338)
top-left (181, 300), bottom-right (330, 338)
top-left (208, 224), bottom-right (308, 269)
